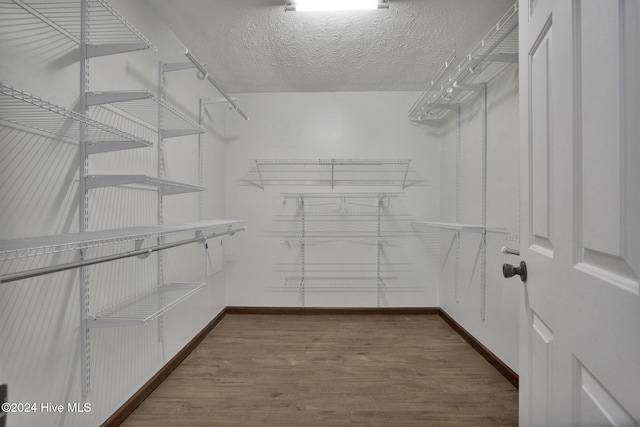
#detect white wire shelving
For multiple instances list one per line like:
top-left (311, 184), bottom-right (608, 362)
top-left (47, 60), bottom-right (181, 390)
top-left (253, 158), bottom-right (414, 190)
top-left (411, 221), bottom-right (508, 234)
top-left (85, 174), bottom-right (205, 195)
top-left (281, 191), bottom-right (405, 306)
top-left (87, 282), bottom-right (204, 328)
top-left (86, 91), bottom-right (205, 138)
top-left (0, 219), bottom-right (244, 261)
top-left (8, 0), bottom-right (157, 56)
top-left (284, 275), bottom-right (401, 289)
top-left (0, 83), bottom-right (153, 153)
top-left (281, 192), bottom-right (403, 198)
top-left (409, 2), bottom-right (518, 121)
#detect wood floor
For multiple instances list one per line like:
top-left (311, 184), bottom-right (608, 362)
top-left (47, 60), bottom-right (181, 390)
top-left (120, 314), bottom-right (518, 426)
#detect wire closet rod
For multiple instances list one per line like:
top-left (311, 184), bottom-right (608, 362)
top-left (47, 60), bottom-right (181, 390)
top-left (0, 227), bottom-right (247, 284)
top-left (184, 49), bottom-right (249, 121)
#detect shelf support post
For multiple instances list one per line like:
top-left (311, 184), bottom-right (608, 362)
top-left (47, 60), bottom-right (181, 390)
top-left (402, 160), bottom-right (411, 189)
top-left (255, 160), bottom-right (264, 190)
top-left (198, 98), bottom-right (205, 219)
top-left (331, 162), bottom-right (335, 190)
top-left (480, 83), bottom-right (488, 321)
top-left (156, 62), bottom-right (168, 343)
top-left (377, 196), bottom-right (383, 307)
top-left (300, 197), bottom-right (305, 307)
top-left (454, 104), bottom-right (461, 304)
top-left (79, 0), bottom-right (91, 398)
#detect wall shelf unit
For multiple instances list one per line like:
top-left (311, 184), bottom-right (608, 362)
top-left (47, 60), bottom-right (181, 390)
top-left (284, 275), bottom-right (401, 289)
top-left (0, 220), bottom-right (244, 263)
top-left (253, 158), bottom-right (413, 189)
top-left (1, 0), bottom-right (245, 399)
top-left (408, 1), bottom-right (519, 321)
top-left (408, 2), bottom-right (518, 122)
top-left (0, 83), bottom-right (153, 153)
top-left (85, 174), bottom-right (205, 195)
top-left (8, 0), bottom-right (157, 55)
top-left (86, 90), bottom-right (205, 138)
top-left (411, 221), bottom-right (508, 234)
top-left (282, 192), bottom-right (404, 307)
top-left (87, 282), bottom-right (205, 328)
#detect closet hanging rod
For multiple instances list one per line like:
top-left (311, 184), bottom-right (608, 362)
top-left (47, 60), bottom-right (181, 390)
top-left (184, 49), bottom-right (249, 121)
top-left (0, 227), bottom-right (247, 284)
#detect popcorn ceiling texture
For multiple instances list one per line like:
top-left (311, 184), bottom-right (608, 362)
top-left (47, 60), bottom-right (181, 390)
top-left (149, 0), bottom-right (514, 93)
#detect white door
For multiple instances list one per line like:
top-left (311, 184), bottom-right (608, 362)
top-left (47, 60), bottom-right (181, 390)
top-left (518, 0), bottom-right (640, 426)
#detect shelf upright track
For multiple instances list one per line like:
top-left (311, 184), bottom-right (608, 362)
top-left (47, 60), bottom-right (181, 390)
top-left (480, 83), bottom-right (488, 321)
top-left (377, 196), bottom-right (383, 307)
top-left (76, 0), bottom-right (157, 396)
top-left (455, 104), bottom-right (461, 304)
top-left (300, 196), bottom-right (305, 307)
top-left (79, 0), bottom-right (91, 398)
top-left (157, 62), bottom-right (167, 343)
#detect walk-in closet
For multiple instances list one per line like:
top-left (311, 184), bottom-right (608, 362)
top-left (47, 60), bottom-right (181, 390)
top-left (1, 0), bottom-right (638, 426)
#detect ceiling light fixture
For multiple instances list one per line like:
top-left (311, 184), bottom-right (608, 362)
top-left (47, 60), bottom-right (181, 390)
top-left (285, 0), bottom-right (389, 12)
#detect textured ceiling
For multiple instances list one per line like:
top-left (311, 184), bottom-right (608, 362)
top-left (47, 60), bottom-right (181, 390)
top-left (149, 0), bottom-right (516, 93)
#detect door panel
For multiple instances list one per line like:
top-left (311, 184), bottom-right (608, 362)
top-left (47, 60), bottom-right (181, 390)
top-left (530, 313), bottom-right (553, 427)
top-left (530, 22), bottom-right (553, 256)
top-left (519, 0), bottom-right (640, 425)
top-left (576, 0), bottom-right (639, 295)
top-left (574, 359), bottom-right (637, 427)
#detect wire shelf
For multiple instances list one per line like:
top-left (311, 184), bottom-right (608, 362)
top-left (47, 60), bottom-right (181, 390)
top-left (0, 83), bottom-right (153, 152)
top-left (284, 234), bottom-right (401, 240)
top-left (0, 219), bottom-right (243, 261)
top-left (85, 174), bottom-right (205, 195)
top-left (284, 275), bottom-right (402, 289)
top-left (409, 2), bottom-right (518, 121)
top-left (9, 0), bottom-right (156, 51)
top-left (253, 158), bottom-right (414, 189)
top-left (408, 51), bottom-right (457, 120)
top-left (256, 159), bottom-right (413, 166)
top-left (87, 282), bottom-right (203, 327)
top-left (282, 192), bottom-right (403, 199)
top-left (411, 221), bottom-right (508, 234)
top-left (86, 91), bottom-right (205, 136)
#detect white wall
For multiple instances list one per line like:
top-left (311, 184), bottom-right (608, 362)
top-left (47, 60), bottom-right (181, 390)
top-left (0, 0), bottom-right (230, 425)
top-left (223, 92), bottom-right (441, 308)
top-left (438, 66), bottom-right (521, 372)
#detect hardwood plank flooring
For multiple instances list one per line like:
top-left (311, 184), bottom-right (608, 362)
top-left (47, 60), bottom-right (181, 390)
top-left (120, 314), bottom-right (518, 426)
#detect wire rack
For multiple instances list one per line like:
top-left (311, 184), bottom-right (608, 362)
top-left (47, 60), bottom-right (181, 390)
top-left (284, 275), bottom-right (402, 289)
top-left (8, 0), bottom-right (156, 50)
top-left (409, 2), bottom-right (518, 121)
top-left (87, 282), bottom-right (203, 327)
top-left (85, 174), bottom-right (205, 195)
top-left (0, 83), bottom-right (153, 151)
top-left (282, 192), bottom-right (403, 199)
top-left (282, 192), bottom-right (402, 215)
top-left (0, 219), bottom-right (243, 261)
top-left (411, 221), bottom-right (509, 234)
top-left (86, 91), bottom-right (205, 136)
top-left (253, 159), bottom-right (414, 189)
top-left (257, 159), bottom-right (412, 166)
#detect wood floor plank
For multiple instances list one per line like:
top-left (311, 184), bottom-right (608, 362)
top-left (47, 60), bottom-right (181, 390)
top-left (121, 314), bottom-right (518, 426)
